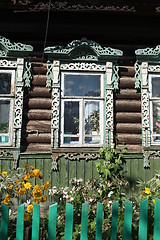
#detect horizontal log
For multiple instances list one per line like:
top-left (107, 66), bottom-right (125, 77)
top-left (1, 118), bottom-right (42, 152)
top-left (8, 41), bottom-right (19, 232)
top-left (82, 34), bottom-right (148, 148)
top-left (116, 123), bottom-right (142, 134)
top-left (117, 133), bottom-right (142, 144)
top-left (26, 133), bottom-right (51, 143)
top-left (119, 77), bottom-right (135, 89)
top-left (28, 98), bottom-right (51, 109)
top-left (32, 65), bottom-right (47, 75)
top-left (118, 144), bottom-right (142, 153)
top-left (116, 112), bottom-right (141, 123)
top-left (115, 89), bottom-right (141, 100)
top-left (32, 75), bottom-right (47, 87)
top-left (116, 100), bottom-right (141, 112)
top-left (25, 120), bottom-right (51, 132)
top-left (29, 87), bottom-right (51, 98)
top-left (24, 144), bottom-right (51, 152)
top-left (119, 66), bottom-right (135, 77)
top-left (24, 109), bottom-right (52, 120)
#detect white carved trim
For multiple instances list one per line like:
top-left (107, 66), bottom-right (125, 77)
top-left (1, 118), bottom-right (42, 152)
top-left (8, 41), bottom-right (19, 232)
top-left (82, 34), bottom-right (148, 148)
top-left (60, 62), bottom-right (106, 71)
top-left (148, 65), bottom-right (160, 72)
top-left (0, 59), bottom-right (17, 68)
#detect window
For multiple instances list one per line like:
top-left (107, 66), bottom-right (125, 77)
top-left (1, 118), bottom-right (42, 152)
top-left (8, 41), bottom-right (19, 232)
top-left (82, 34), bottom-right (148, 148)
top-left (149, 74), bottom-right (160, 144)
top-left (0, 70), bottom-right (15, 145)
top-left (61, 72), bottom-right (104, 147)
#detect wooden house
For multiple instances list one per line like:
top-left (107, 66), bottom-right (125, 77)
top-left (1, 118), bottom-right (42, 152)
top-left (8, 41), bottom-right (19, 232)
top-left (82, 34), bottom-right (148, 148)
top-left (1, 0), bottom-right (160, 189)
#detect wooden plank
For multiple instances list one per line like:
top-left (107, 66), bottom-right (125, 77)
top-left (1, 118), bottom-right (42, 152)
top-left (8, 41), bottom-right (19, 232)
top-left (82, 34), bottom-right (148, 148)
top-left (29, 87), bottom-right (51, 98)
top-left (123, 200), bottom-right (133, 240)
top-left (35, 158), bottom-right (43, 186)
top-left (68, 160), bottom-right (77, 185)
top-left (153, 198), bottom-right (160, 240)
top-left (92, 160), bottom-right (99, 179)
top-left (139, 199), bottom-right (148, 240)
top-left (84, 160), bottom-right (93, 183)
top-left (80, 202), bottom-right (89, 240)
top-left (32, 75), bottom-right (47, 86)
top-left (48, 203), bottom-right (58, 240)
top-left (25, 144), bottom-right (51, 152)
top-left (0, 204), bottom-right (9, 240)
top-left (119, 77), bottom-right (135, 89)
top-left (25, 109), bottom-right (52, 120)
top-left (76, 160), bottom-right (85, 182)
top-left (64, 203), bottom-right (73, 240)
top-left (26, 133), bottom-right (51, 143)
top-left (116, 89), bottom-right (141, 100)
top-left (130, 159), bottom-right (139, 185)
top-left (59, 158), bottom-right (69, 187)
top-left (16, 204), bottom-right (24, 240)
top-left (95, 202), bottom-right (103, 240)
top-left (118, 144), bottom-right (142, 153)
top-left (32, 204), bottom-right (40, 240)
top-left (110, 201), bottom-right (119, 240)
top-left (119, 66), bottom-right (135, 77)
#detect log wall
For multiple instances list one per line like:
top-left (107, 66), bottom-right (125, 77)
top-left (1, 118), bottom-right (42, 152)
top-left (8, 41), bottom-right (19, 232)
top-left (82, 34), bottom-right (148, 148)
top-left (115, 66), bottom-right (142, 153)
top-left (21, 58), bottom-right (52, 152)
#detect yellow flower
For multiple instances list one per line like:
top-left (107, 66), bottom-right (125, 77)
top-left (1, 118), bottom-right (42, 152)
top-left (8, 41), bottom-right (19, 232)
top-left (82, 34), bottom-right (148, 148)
top-left (18, 187), bottom-right (26, 195)
top-left (141, 190), bottom-right (145, 195)
top-left (41, 196), bottom-right (47, 202)
top-left (34, 197), bottom-right (41, 204)
top-left (145, 187), bottom-right (151, 195)
top-left (29, 171), bottom-right (34, 178)
top-left (34, 184), bottom-right (41, 191)
top-left (32, 189), bottom-right (42, 198)
top-left (3, 194), bottom-right (10, 205)
top-left (42, 181), bottom-right (50, 190)
top-left (153, 199), bottom-right (155, 204)
top-left (15, 178), bottom-right (20, 184)
top-left (24, 213), bottom-right (30, 222)
top-left (2, 171), bottom-right (8, 176)
top-left (7, 184), bottom-right (13, 189)
top-left (23, 173), bottom-right (30, 181)
top-left (27, 204), bottom-right (33, 213)
top-left (33, 169), bottom-right (40, 177)
top-left (39, 173), bottom-right (43, 179)
top-left (24, 182), bottom-right (32, 190)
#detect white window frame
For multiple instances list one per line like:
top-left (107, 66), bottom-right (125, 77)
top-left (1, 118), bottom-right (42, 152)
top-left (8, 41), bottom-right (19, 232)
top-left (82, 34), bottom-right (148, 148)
top-left (60, 71), bottom-right (104, 147)
top-left (0, 69), bottom-right (15, 146)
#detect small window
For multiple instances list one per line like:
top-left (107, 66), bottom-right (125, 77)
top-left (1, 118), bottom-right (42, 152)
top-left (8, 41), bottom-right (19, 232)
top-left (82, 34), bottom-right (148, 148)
top-left (61, 72), bottom-right (104, 147)
top-left (0, 70), bottom-right (15, 145)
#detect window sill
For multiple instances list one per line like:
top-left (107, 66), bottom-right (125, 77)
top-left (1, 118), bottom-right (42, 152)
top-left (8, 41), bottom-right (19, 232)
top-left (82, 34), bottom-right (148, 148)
top-left (52, 147), bottom-right (100, 154)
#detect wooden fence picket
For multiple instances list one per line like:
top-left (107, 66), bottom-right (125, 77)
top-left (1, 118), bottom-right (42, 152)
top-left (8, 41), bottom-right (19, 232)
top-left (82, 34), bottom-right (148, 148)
top-left (95, 202), bottom-right (103, 240)
top-left (32, 204), bottom-right (40, 240)
top-left (80, 202), bottom-right (89, 240)
top-left (139, 199), bottom-right (148, 240)
top-left (16, 204), bottom-right (24, 240)
top-left (110, 200), bottom-right (119, 240)
top-left (48, 202), bottom-right (58, 240)
top-left (153, 197), bottom-right (160, 240)
top-left (0, 204), bottom-right (9, 240)
top-left (123, 200), bottom-right (133, 240)
top-left (64, 203), bottom-right (73, 240)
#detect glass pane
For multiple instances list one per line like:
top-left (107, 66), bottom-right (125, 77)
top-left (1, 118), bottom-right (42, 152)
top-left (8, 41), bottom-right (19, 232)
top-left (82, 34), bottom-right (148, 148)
top-left (152, 76), bottom-right (160, 97)
top-left (85, 136), bottom-right (100, 144)
top-left (0, 100), bottom-right (10, 134)
top-left (85, 101), bottom-right (100, 135)
top-left (64, 74), bottom-right (100, 97)
top-left (153, 101), bottom-right (160, 142)
top-left (0, 136), bottom-right (9, 143)
top-left (0, 73), bottom-right (11, 94)
top-left (64, 137), bottom-right (79, 144)
top-left (64, 101), bottom-right (79, 134)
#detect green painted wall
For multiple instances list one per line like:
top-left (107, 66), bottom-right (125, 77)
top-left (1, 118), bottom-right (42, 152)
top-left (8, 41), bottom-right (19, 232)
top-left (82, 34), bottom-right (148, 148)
top-left (0, 153), bottom-right (160, 201)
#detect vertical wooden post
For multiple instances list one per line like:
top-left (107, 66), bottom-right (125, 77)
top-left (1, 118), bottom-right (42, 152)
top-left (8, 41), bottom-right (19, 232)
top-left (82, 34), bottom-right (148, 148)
top-left (153, 197), bottom-right (160, 240)
top-left (95, 202), bottom-right (103, 240)
top-left (123, 200), bottom-right (133, 240)
top-left (0, 204), bottom-right (9, 240)
top-left (139, 199), bottom-right (148, 240)
top-left (80, 202), bottom-right (89, 240)
top-left (110, 201), bottom-right (119, 240)
top-left (64, 203), bottom-right (73, 240)
top-left (16, 204), bottom-right (24, 240)
top-left (48, 203), bottom-right (58, 240)
top-left (32, 204), bottom-right (40, 240)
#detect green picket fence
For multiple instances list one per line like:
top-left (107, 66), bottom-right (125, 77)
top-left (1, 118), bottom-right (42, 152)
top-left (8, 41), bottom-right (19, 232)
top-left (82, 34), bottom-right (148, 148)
top-left (1, 198), bottom-right (160, 239)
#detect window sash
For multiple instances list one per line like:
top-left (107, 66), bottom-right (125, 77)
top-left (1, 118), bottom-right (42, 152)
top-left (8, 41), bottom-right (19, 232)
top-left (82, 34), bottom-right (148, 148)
top-left (0, 70), bottom-right (15, 146)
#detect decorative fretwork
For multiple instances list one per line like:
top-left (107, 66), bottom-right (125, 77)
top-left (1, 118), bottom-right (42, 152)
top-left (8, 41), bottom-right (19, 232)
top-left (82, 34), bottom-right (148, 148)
top-left (0, 59), bottom-right (17, 68)
top-left (134, 61), bottom-right (141, 89)
top-left (44, 38), bottom-right (123, 61)
top-left (143, 151), bottom-right (150, 168)
top-left (112, 64), bottom-right (119, 90)
top-left (65, 152), bottom-right (99, 161)
top-left (0, 50), bottom-right (7, 57)
top-left (23, 61), bottom-right (32, 87)
top-left (0, 150), bottom-right (12, 158)
top-left (106, 90), bottom-right (114, 147)
top-left (60, 62), bottom-right (106, 71)
top-left (14, 87), bottom-right (23, 128)
top-left (46, 60), bottom-right (53, 88)
top-left (30, 2), bottom-right (135, 13)
top-left (149, 151), bottom-right (160, 158)
top-left (0, 35), bottom-right (33, 55)
top-left (148, 65), bottom-right (160, 72)
top-left (135, 45), bottom-right (160, 58)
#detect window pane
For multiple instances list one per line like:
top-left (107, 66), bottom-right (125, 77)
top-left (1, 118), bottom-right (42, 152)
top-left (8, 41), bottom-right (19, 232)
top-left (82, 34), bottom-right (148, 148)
top-left (64, 101), bottom-right (79, 134)
top-left (153, 101), bottom-right (160, 142)
top-left (85, 101), bottom-right (100, 135)
top-left (64, 74), bottom-right (100, 97)
top-left (0, 73), bottom-right (11, 94)
top-left (152, 77), bottom-right (160, 97)
top-left (64, 137), bottom-right (79, 144)
top-left (0, 101), bottom-right (10, 143)
top-left (85, 136), bottom-right (100, 144)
